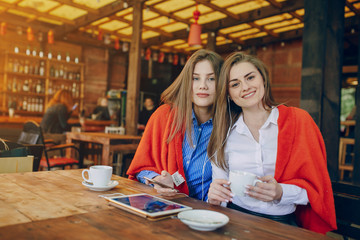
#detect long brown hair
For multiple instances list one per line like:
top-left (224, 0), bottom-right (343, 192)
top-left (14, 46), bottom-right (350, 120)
top-left (46, 89), bottom-right (74, 112)
top-left (208, 52), bottom-right (278, 170)
top-left (161, 49), bottom-right (223, 143)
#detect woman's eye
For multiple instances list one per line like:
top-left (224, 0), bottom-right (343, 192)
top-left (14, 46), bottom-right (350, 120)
top-left (230, 82), bottom-right (239, 88)
top-left (208, 77), bottom-right (215, 81)
top-left (193, 77), bottom-right (199, 81)
top-left (247, 75), bottom-right (254, 80)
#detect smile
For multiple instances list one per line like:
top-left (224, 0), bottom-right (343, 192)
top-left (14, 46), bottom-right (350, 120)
top-left (242, 91), bottom-right (255, 99)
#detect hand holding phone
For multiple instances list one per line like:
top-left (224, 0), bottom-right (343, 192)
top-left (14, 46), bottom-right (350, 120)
top-left (72, 103), bottom-right (78, 111)
top-left (143, 177), bottom-right (179, 192)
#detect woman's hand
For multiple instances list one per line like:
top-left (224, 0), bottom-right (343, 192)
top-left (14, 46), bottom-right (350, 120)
top-left (146, 170), bottom-right (177, 197)
top-left (208, 179), bottom-right (233, 205)
top-left (245, 175), bottom-right (283, 202)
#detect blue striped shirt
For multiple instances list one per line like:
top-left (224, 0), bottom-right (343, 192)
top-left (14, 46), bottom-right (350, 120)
top-left (137, 111), bottom-right (213, 201)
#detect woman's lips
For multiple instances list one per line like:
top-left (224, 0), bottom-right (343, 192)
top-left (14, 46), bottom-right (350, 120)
top-left (196, 93), bottom-right (209, 98)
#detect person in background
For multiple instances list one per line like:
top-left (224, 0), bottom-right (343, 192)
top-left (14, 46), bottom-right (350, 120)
top-left (138, 97), bottom-right (156, 127)
top-left (91, 97), bottom-right (110, 120)
top-left (127, 49), bottom-right (223, 201)
top-left (41, 89), bottom-right (76, 134)
top-left (207, 52), bottom-right (336, 234)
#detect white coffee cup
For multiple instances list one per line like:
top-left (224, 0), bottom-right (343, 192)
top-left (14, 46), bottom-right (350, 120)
top-left (82, 165), bottom-right (112, 187)
top-left (229, 170), bottom-right (262, 197)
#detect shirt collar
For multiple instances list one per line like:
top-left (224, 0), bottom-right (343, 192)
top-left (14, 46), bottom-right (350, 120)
top-left (233, 107), bottom-right (278, 134)
top-left (192, 110), bottom-right (213, 126)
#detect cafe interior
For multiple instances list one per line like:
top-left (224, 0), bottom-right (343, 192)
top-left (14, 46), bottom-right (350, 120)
top-left (0, 0), bottom-right (359, 239)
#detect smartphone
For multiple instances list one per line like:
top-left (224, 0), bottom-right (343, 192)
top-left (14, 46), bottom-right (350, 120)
top-left (72, 103), bottom-right (78, 111)
top-left (143, 177), bottom-right (179, 192)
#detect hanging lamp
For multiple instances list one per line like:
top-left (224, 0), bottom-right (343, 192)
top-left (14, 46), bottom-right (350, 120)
top-left (188, 4), bottom-right (201, 46)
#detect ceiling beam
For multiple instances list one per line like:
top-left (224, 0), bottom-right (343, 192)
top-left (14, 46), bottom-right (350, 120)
top-left (0, 1), bottom-right (75, 25)
top-left (0, 12), bottom-right (55, 32)
top-left (54, 0), bottom-right (99, 14)
top-left (53, 1), bottom-right (147, 39)
top-left (346, 0), bottom-right (360, 15)
top-left (144, 0), bottom-right (304, 47)
top-left (195, 0), bottom-right (240, 20)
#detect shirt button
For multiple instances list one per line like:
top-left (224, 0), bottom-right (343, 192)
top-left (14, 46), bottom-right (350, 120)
top-left (193, 145), bottom-right (196, 148)
top-left (187, 161), bottom-right (190, 164)
top-left (199, 128), bottom-right (202, 131)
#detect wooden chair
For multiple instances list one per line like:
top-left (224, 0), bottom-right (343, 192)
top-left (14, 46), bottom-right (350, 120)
top-left (332, 182), bottom-right (360, 239)
top-left (338, 137), bottom-right (355, 180)
top-left (20, 121), bottom-right (82, 170)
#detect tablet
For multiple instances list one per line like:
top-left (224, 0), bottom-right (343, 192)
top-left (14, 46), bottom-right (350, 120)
top-left (105, 193), bottom-right (192, 219)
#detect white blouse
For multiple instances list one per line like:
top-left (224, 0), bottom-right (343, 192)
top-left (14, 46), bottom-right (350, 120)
top-left (212, 107), bottom-right (309, 216)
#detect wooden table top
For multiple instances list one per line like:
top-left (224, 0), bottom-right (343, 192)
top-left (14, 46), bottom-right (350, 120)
top-left (0, 170), bottom-right (331, 239)
top-left (66, 132), bottom-right (142, 141)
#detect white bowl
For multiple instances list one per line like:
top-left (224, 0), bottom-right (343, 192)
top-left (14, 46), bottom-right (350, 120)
top-left (178, 209), bottom-right (229, 231)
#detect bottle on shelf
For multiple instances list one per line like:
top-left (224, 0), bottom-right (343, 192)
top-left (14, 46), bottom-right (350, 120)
top-left (48, 50), bottom-right (52, 59)
top-left (36, 80), bottom-right (42, 94)
top-left (7, 58), bottom-right (13, 72)
top-left (26, 46), bottom-right (31, 56)
top-left (39, 60), bottom-right (45, 76)
top-left (39, 99), bottom-right (43, 112)
top-left (50, 65), bottom-right (55, 77)
top-left (12, 77), bottom-right (17, 92)
top-left (12, 59), bottom-right (19, 73)
top-left (18, 60), bottom-right (24, 74)
top-left (32, 48), bottom-right (37, 57)
top-left (23, 79), bottom-right (29, 92)
top-left (57, 52), bottom-right (61, 61)
top-left (66, 52), bottom-right (70, 62)
top-left (14, 46), bottom-right (19, 53)
top-left (24, 60), bottom-right (29, 74)
top-left (39, 48), bottom-right (44, 58)
top-left (22, 97), bottom-right (27, 111)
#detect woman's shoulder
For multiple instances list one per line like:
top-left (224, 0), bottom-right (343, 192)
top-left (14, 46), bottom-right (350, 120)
top-left (152, 104), bottom-right (172, 117)
top-left (277, 105), bottom-right (311, 118)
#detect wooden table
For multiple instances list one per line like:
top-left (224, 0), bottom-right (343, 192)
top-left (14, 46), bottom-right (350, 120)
top-left (0, 170), bottom-right (331, 240)
top-left (66, 132), bottom-right (141, 166)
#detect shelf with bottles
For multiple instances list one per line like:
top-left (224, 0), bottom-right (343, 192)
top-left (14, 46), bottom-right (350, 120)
top-left (5, 52), bottom-right (47, 77)
top-left (48, 59), bottom-right (83, 82)
top-left (47, 81), bottom-right (81, 99)
top-left (7, 95), bottom-right (44, 114)
top-left (5, 76), bottom-right (46, 95)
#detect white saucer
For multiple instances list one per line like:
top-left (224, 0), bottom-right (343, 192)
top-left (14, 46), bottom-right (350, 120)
top-left (178, 210), bottom-right (229, 231)
top-left (82, 180), bottom-right (119, 191)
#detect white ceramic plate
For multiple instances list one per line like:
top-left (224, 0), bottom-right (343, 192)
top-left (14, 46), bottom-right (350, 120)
top-left (82, 180), bottom-right (119, 191)
top-left (177, 210), bottom-right (229, 231)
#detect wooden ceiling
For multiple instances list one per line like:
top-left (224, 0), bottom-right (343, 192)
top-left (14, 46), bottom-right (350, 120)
top-left (0, 0), bottom-right (359, 54)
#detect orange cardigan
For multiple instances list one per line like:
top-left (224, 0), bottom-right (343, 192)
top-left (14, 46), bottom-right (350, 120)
top-left (276, 105), bottom-right (336, 234)
top-left (127, 104), bottom-right (189, 194)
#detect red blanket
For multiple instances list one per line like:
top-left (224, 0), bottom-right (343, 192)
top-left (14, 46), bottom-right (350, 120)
top-left (127, 104), bottom-right (189, 194)
top-left (276, 105), bottom-right (337, 234)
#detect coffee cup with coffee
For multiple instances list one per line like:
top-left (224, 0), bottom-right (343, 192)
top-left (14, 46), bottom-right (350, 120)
top-left (82, 165), bottom-right (112, 187)
top-left (229, 170), bottom-right (262, 197)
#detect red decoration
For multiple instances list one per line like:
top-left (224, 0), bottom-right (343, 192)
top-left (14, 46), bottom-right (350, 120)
top-left (188, 4), bottom-right (202, 46)
top-left (0, 22), bottom-right (7, 36)
top-left (145, 48), bottom-right (151, 61)
top-left (27, 27), bottom-right (34, 41)
top-left (97, 29), bottom-right (103, 41)
top-left (158, 52), bottom-right (165, 63)
top-left (48, 30), bottom-right (54, 44)
top-left (114, 37), bottom-right (120, 50)
top-left (173, 54), bottom-right (179, 66)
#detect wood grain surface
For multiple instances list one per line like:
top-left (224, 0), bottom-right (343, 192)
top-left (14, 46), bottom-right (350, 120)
top-left (0, 170), bottom-right (332, 240)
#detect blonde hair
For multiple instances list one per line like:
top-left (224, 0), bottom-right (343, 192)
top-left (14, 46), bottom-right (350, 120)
top-left (208, 52), bottom-right (278, 170)
top-left (161, 49), bottom-right (223, 143)
top-left (46, 89), bottom-right (74, 112)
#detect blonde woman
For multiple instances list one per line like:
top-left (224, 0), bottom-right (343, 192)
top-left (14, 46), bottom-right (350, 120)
top-left (207, 52), bottom-right (336, 234)
top-left (41, 89), bottom-right (75, 133)
top-left (127, 49), bottom-right (223, 201)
